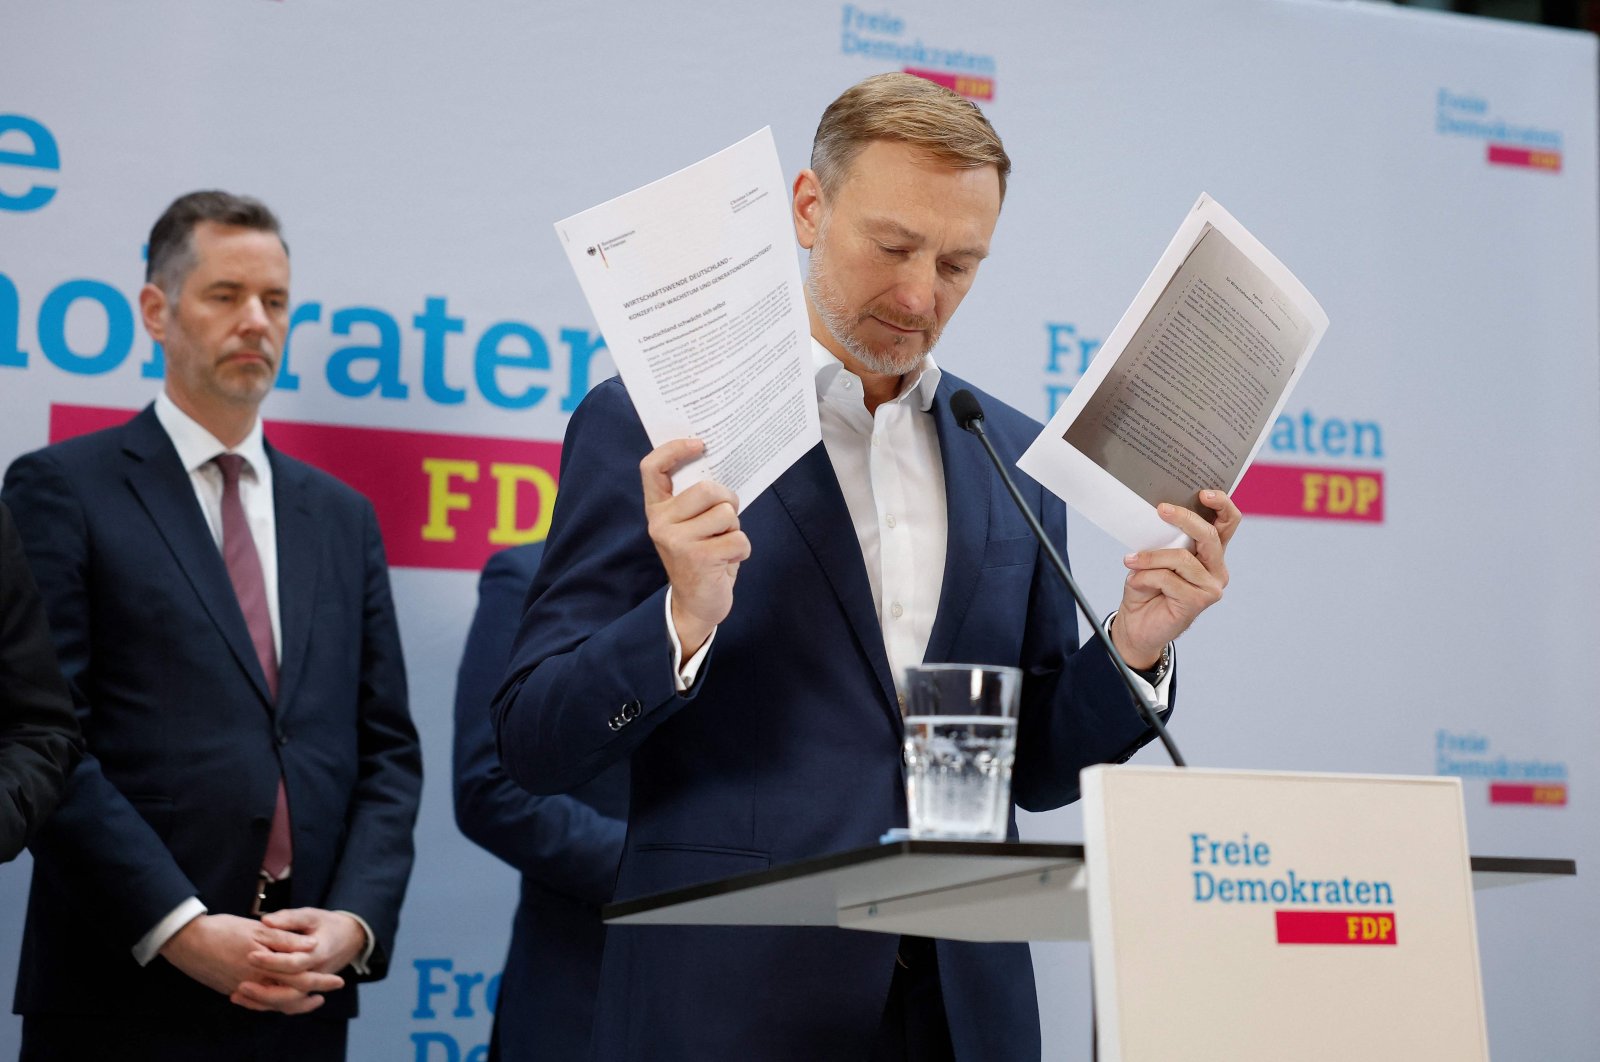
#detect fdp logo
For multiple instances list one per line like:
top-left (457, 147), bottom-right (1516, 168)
top-left (0, 114), bottom-right (61, 213)
top-left (1186, 831), bottom-right (1399, 946)
top-left (1236, 463), bottom-right (1383, 523)
top-left (1276, 911), bottom-right (1397, 946)
top-left (1436, 89), bottom-right (1564, 175)
top-left (837, 5), bottom-right (999, 102)
top-left (903, 67), bottom-right (995, 103)
top-left (1489, 783), bottom-right (1567, 807)
top-left (1435, 730), bottom-right (1569, 809)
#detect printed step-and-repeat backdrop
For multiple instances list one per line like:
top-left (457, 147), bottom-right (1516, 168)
top-left (3, 2), bottom-right (1595, 1058)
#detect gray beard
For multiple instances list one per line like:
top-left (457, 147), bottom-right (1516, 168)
top-left (806, 264), bottom-right (935, 378)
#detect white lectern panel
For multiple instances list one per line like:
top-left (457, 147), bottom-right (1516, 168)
top-left (1083, 766), bottom-right (1488, 1062)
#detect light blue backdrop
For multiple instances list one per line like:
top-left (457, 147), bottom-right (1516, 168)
top-left (1, 2), bottom-right (1595, 1058)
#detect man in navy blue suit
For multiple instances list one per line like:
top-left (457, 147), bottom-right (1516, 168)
top-left (495, 74), bottom-right (1239, 1060)
top-left (3, 191), bottom-right (422, 1061)
top-left (453, 542), bottom-right (627, 1061)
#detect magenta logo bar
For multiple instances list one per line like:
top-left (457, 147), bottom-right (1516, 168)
top-left (902, 67), bottom-right (994, 102)
top-left (1231, 463), bottom-right (1383, 523)
top-left (1489, 783), bottom-right (1567, 806)
top-left (1487, 144), bottom-right (1562, 172)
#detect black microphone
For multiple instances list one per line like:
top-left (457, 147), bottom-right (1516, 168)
top-left (950, 388), bottom-right (1186, 767)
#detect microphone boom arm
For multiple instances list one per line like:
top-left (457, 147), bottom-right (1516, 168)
top-left (953, 390), bottom-right (1187, 768)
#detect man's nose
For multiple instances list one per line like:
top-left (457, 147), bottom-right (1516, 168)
top-left (238, 296), bottom-right (271, 333)
top-left (890, 258), bottom-right (938, 319)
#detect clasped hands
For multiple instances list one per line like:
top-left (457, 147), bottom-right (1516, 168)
top-left (160, 907), bottom-right (366, 1015)
top-left (642, 437), bottom-right (1241, 667)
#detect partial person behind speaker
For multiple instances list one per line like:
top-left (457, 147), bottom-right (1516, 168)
top-left (0, 499), bottom-right (81, 864)
top-left (453, 541), bottom-right (628, 1061)
top-left (3, 190), bottom-right (423, 1061)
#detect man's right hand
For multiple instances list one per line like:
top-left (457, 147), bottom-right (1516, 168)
top-left (642, 438), bottom-right (750, 657)
top-left (159, 912), bottom-right (344, 1014)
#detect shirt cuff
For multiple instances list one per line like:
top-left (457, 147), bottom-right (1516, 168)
top-left (1105, 611), bottom-right (1175, 708)
top-left (1140, 647), bottom-right (1175, 707)
top-left (335, 910), bottom-right (377, 976)
top-left (664, 588), bottom-right (715, 692)
top-left (134, 896), bottom-right (207, 966)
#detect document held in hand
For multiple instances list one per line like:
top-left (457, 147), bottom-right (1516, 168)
top-left (1018, 194), bottom-right (1329, 550)
top-left (555, 127), bottom-right (820, 510)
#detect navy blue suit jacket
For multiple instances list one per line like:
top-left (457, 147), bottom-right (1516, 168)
top-left (453, 543), bottom-right (627, 1061)
top-left (494, 375), bottom-right (1168, 1061)
top-left (2, 405), bottom-right (422, 1022)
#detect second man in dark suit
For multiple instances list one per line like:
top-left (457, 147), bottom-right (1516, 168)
top-left (3, 191), bottom-right (423, 1061)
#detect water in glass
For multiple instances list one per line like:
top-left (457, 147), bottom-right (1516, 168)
top-left (902, 714), bottom-right (1018, 840)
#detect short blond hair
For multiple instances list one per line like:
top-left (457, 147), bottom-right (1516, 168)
top-left (810, 72), bottom-right (1011, 202)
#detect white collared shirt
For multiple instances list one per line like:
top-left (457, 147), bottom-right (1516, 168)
top-left (152, 391), bottom-right (281, 660)
top-left (672, 338), bottom-right (1170, 707)
top-left (811, 339), bottom-right (946, 696)
top-left (668, 341), bottom-right (946, 694)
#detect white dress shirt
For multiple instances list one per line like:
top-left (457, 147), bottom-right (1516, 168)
top-left (674, 338), bottom-right (1170, 707)
top-left (667, 339), bottom-right (942, 691)
top-left (154, 391), bottom-right (281, 654)
top-left (812, 340), bottom-right (946, 696)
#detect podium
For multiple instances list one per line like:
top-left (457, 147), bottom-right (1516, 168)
top-left (606, 840), bottom-right (1572, 941)
top-left (605, 768), bottom-right (1576, 1061)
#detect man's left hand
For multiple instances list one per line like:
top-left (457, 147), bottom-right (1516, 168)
top-left (230, 908), bottom-right (368, 1011)
top-left (1111, 490), bottom-right (1240, 669)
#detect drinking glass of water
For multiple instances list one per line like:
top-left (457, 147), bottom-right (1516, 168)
top-left (901, 664), bottom-right (1022, 841)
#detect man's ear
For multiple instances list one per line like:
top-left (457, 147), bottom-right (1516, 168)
top-left (138, 283), bottom-right (169, 344)
top-left (792, 169), bottom-right (824, 251)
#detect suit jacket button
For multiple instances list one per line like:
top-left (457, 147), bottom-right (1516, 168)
top-left (622, 701), bottom-right (641, 721)
top-left (607, 718), bottom-right (622, 732)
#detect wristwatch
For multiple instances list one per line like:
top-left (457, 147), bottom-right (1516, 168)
top-left (1108, 612), bottom-right (1172, 687)
top-left (1130, 640), bottom-right (1172, 687)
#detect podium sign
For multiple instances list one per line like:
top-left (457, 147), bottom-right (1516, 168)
top-left (1083, 766), bottom-right (1489, 1061)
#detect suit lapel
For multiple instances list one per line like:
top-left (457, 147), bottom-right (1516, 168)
top-left (269, 446), bottom-right (318, 716)
top-left (120, 406), bottom-right (273, 708)
top-left (924, 380), bottom-right (991, 664)
top-left (770, 443), bottom-right (900, 719)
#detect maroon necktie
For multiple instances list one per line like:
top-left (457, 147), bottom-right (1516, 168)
top-left (213, 453), bottom-right (292, 881)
